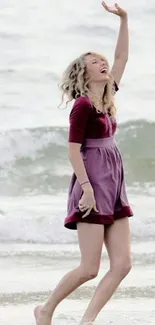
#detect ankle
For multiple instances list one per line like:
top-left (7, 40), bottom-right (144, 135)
top-left (41, 305), bottom-right (53, 319)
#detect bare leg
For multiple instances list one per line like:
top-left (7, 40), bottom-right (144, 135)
top-left (34, 223), bottom-right (104, 325)
top-left (79, 217), bottom-right (132, 325)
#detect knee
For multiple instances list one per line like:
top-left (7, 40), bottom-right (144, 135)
top-left (121, 261), bottom-right (132, 278)
top-left (79, 265), bottom-right (99, 281)
top-left (111, 257), bottom-right (132, 279)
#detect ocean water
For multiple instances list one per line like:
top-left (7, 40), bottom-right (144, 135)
top-left (0, 0), bottom-right (155, 324)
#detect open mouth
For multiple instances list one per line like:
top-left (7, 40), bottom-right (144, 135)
top-left (101, 68), bottom-right (108, 74)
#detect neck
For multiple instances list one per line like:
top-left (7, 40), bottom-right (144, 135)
top-left (88, 82), bottom-right (107, 111)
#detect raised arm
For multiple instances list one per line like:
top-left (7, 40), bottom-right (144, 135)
top-left (102, 2), bottom-right (129, 85)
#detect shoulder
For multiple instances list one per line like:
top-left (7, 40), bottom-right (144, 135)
top-left (70, 96), bottom-right (93, 118)
top-left (74, 96), bottom-right (92, 108)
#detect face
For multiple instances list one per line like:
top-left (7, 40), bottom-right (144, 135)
top-left (84, 53), bottom-right (110, 84)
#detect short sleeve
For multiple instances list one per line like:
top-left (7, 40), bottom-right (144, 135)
top-left (68, 96), bottom-right (92, 144)
top-left (112, 81), bottom-right (119, 95)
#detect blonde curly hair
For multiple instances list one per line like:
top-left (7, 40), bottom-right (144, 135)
top-left (59, 52), bottom-right (116, 118)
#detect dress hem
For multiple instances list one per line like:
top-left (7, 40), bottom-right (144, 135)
top-left (64, 206), bottom-right (133, 230)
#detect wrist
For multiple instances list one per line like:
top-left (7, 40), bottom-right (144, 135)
top-left (81, 182), bottom-right (93, 192)
top-left (120, 13), bottom-right (128, 21)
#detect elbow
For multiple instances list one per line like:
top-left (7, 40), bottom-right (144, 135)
top-left (68, 148), bottom-right (73, 162)
top-left (68, 151), bottom-right (75, 163)
top-left (123, 55), bottom-right (128, 63)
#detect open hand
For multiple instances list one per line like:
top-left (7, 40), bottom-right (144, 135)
top-left (102, 2), bottom-right (127, 18)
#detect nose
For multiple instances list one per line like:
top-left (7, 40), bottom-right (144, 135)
top-left (101, 61), bottom-right (107, 68)
top-left (100, 61), bottom-right (107, 69)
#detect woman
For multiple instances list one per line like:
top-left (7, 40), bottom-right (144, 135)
top-left (34, 2), bottom-right (133, 325)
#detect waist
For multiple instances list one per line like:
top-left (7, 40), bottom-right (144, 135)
top-left (82, 136), bottom-right (116, 149)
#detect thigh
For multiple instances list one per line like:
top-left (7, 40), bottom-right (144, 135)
top-left (77, 223), bottom-right (104, 269)
top-left (104, 217), bottom-right (131, 266)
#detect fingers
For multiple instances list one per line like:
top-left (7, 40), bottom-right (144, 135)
top-left (101, 1), bottom-right (106, 7)
top-left (114, 3), bottom-right (121, 10)
top-left (101, 1), bottom-right (108, 10)
top-left (79, 206), bottom-right (89, 212)
top-left (102, 1), bottom-right (113, 10)
top-left (93, 204), bottom-right (99, 213)
top-left (82, 208), bottom-right (92, 219)
top-left (79, 202), bottom-right (93, 218)
top-left (80, 204), bottom-right (99, 218)
top-left (102, 1), bottom-right (119, 8)
top-left (78, 202), bottom-right (89, 211)
top-left (101, 1), bottom-right (121, 15)
top-left (79, 203), bottom-right (92, 213)
top-left (102, 4), bottom-right (116, 14)
top-left (78, 194), bottom-right (99, 218)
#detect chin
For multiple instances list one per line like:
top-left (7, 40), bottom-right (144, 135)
top-left (98, 76), bottom-right (110, 83)
top-left (103, 74), bottom-right (110, 81)
top-left (97, 74), bottom-right (110, 82)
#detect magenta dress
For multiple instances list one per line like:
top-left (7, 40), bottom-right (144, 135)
top-left (64, 87), bottom-right (133, 230)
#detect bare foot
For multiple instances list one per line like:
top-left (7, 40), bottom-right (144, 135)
top-left (34, 305), bottom-right (51, 325)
